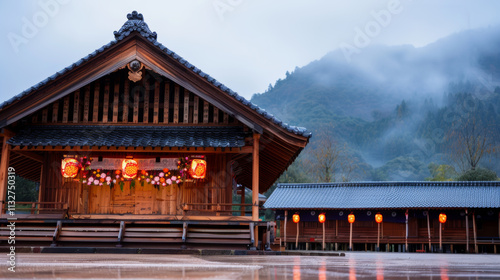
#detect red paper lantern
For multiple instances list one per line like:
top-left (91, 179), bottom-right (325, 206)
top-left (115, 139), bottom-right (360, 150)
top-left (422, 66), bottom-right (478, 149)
top-left (318, 213), bottom-right (326, 224)
top-left (375, 213), bottom-right (383, 223)
top-left (122, 159), bottom-right (138, 179)
top-left (348, 213), bottom-right (355, 224)
top-left (189, 159), bottom-right (207, 179)
top-left (61, 158), bottom-right (80, 178)
top-left (439, 213), bottom-right (447, 224)
top-left (292, 214), bottom-right (300, 223)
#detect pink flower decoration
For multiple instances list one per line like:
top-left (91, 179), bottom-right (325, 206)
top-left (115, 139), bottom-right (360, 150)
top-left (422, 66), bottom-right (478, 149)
top-left (167, 179), bottom-right (172, 185)
top-left (159, 172), bottom-right (165, 177)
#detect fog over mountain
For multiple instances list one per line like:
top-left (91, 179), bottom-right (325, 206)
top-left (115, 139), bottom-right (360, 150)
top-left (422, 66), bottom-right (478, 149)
top-left (252, 26), bottom-right (500, 182)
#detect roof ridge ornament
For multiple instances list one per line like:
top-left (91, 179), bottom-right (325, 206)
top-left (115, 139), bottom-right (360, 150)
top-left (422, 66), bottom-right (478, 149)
top-left (113, 11), bottom-right (157, 40)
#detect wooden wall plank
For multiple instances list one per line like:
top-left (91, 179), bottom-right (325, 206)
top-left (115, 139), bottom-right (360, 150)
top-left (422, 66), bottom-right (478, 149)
top-left (133, 86), bottom-right (139, 123)
top-left (193, 95), bottom-right (199, 124)
top-left (51, 101), bottom-right (59, 123)
top-left (42, 108), bottom-right (48, 123)
top-left (173, 85), bottom-right (180, 124)
top-left (113, 79), bottom-right (120, 123)
top-left (92, 82), bottom-right (100, 122)
top-left (213, 107), bottom-right (219, 124)
top-left (203, 99), bottom-right (209, 124)
top-left (163, 81), bottom-right (170, 124)
top-left (83, 86), bottom-right (90, 123)
top-left (153, 80), bottom-right (160, 124)
top-left (143, 81), bottom-right (149, 124)
top-left (223, 112), bottom-right (229, 124)
top-left (73, 90), bottom-right (80, 123)
top-left (62, 96), bottom-right (69, 123)
top-left (183, 90), bottom-right (190, 124)
top-left (123, 80), bottom-right (129, 123)
top-left (102, 79), bottom-right (110, 123)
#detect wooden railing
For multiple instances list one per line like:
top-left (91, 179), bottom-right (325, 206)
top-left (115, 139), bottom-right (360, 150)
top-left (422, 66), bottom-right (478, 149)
top-left (182, 203), bottom-right (258, 216)
top-left (2, 202), bottom-right (68, 216)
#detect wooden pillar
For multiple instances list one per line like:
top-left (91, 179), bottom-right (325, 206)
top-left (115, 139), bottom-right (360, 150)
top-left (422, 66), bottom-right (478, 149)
top-left (295, 221), bottom-right (299, 249)
top-left (473, 212), bottom-right (478, 253)
top-left (498, 212), bottom-right (500, 240)
top-left (405, 209), bottom-right (408, 252)
top-left (465, 209), bottom-right (469, 253)
top-left (252, 133), bottom-right (260, 221)
top-left (240, 186), bottom-right (245, 216)
top-left (377, 222), bottom-right (380, 251)
top-left (284, 210), bottom-right (288, 247)
top-left (427, 210), bottom-right (431, 252)
top-left (322, 220), bottom-right (325, 251)
top-left (0, 132), bottom-right (12, 214)
top-left (439, 222), bottom-right (443, 253)
top-left (349, 222), bottom-right (353, 251)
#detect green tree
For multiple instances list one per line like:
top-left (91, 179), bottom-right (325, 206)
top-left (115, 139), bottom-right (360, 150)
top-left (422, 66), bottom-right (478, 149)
top-left (426, 163), bottom-right (458, 181)
top-left (456, 168), bottom-right (498, 181)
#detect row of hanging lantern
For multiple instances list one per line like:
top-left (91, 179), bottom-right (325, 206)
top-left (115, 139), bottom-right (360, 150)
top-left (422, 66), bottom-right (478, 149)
top-left (61, 157), bottom-right (207, 180)
top-left (290, 211), bottom-right (447, 251)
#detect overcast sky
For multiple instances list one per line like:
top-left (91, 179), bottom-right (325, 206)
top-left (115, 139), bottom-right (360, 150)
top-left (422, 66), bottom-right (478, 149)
top-left (1, 0), bottom-right (500, 102)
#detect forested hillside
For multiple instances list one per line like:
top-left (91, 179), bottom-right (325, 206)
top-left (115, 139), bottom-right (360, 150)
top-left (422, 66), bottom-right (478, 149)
top-left (252, 26), bottom-right (500, 183)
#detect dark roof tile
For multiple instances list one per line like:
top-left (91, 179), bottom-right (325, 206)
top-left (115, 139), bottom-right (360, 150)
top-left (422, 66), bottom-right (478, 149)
top-left (8, 125), bottom-right (247, 148)
top-left (264, 182), bottom-right (500, 209)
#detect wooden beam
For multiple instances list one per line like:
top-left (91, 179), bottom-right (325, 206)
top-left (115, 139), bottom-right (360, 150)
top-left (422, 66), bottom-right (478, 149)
top-left (473, 211), bottom-right (478, 253)
top-left (113, 78), bottom-right (120, 123)
top-left (143, 80), bottom-right (149, 123)
top-left (427, 210), bottom-right (431, 252)
top-left (252, 133), bottom-right (260, 221)
top-left (102, 79), bottom-right (110, 123)
top-left (203, 100), bottom-right (209, 124)
top-left (42, 108), bottom-right (48, 123)
top-left (123, 80), bottom-right (129, 123)
top-left (193, 96), bottom-right (199, 124)
top-left (173, 85), bottom-right (179, 124)
top-left (0, 135), bottom-right (11, 214)
top-left (93, 82), bottom-right (100, 122)
top-left (62, 96), bottom-right (69, 123)
top-left (153, 80), bottom-right (160, 124)
top-left (133, 85), bottom-right (139, 123)
top-left (465, 208), bottom-right (469, 253)
top-left (13, 151), bottom-right (43, 163)
top-left (163, 81), bottom-right (170, 124)
top-left (183, 89), bottom-right (189, 124)
top-left (11, 145), bottom-right (253, 153)
top-left (73, 89), bottom-right (80, 123)
top-left (83, 86), bottom-right (90, 123)
top-left (214, 107), bottom-right (219, 124)
top-left (51, 101), bottom-right (59, 123)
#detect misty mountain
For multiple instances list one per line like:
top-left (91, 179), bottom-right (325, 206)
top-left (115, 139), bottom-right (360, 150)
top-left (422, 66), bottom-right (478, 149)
top-left (251, 26), bottom-right (500, 181)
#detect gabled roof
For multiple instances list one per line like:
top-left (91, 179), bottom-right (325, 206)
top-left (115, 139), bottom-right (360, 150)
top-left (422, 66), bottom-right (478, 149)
top-left (0, 11), bottom-right (310, 139)
top-left (264, 181), bottom-right (500, 209)
top-left (8, 126), bottom-right (247, 148)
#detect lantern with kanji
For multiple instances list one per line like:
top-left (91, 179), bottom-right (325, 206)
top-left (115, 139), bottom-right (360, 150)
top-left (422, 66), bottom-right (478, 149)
top-left (122, 159), bottom-right (138, 179)
top-left (292, 214), bottom-right (300, 223)
top-left (318, 213), bottom-right (326, 224)
top-left (439, 213), bottom-right (447, 224)
top-left (375, 213), bottom-right (383, 223)
top-left (348, 213), bottom-right (355, 224)
top-left (189, 159), bottom-right (207, 179)
top-left (61, 158), bottom-right (80, 178)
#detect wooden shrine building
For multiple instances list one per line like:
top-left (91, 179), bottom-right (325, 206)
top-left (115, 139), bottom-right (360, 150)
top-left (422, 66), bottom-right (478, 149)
top-left (264, 181), bottom-right (500, 253)
top-left (0, 11), bottom-right (310, 249)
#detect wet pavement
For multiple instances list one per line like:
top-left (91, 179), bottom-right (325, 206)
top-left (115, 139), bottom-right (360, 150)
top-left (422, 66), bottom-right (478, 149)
top-left (3, 251), bottom-right (500, 279)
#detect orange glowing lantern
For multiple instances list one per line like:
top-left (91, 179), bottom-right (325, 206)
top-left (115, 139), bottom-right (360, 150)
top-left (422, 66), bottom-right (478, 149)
top-left (318, 213), bottom-right (326, 224)
top-left (439, 213), bottom-right (447, 224)
top-left (122, 159), bottom-right (138, 179)
top-left (348, 213), bottom-right (355, 224)
top-left (292, 214), bottom-right (300, 223)
top-left (189, 159), bottom-right (207, 179)
top-left (375, 213), bottom-right (383, 223)
top-left (61, 158), bottom-right (80, 178)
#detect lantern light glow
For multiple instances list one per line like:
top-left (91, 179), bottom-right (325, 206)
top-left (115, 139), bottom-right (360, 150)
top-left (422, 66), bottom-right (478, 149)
top-left (122, 159), bottom-right (138, 179)
top-left (293, 214), bottom-right (300, 223)
top-left (348, 213), bottom-right (355, 224)
top-left (318, 213), bottom-right (326, 224)
top-left (189, 159), bottom-right (207, 179)
top-left (61, 158), bottom-right (80, 178)
top-left (375, 213), bottom-right (383, 223)
top-left (439, 213), bottom-right (447, 224)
